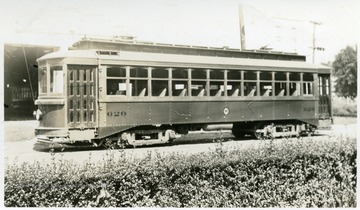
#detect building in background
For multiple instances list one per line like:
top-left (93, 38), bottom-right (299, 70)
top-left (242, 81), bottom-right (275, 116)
top-left (4, 44), bottom-right (59, 120)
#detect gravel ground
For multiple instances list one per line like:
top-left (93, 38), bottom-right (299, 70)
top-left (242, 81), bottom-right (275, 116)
top-left (3, 120), bottom-right (39, 142)
top-left (2, 117), bottom-right (357, 165)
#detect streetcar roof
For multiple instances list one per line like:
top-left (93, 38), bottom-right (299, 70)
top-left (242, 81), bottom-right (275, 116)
top-left (38, 50), bottom-right (330, 73)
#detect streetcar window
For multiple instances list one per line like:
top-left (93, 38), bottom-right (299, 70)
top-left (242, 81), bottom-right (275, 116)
top-left (191, 81), bottom-right (206, 96)
top-left (50, 66), bottom-right (63, 93)
top-left (303, 82), bottom-right (314, 96)
top-left (318, 76), bottom-right (330, 96)
top-left (39, 66), bottom-right (47, 94)
top-left (275, 82), bottom-right (287, 96)
top-left (192, 69), bottom-right (207, 79)
top-left (172, 69), bottom-right (188, 79)
top-left (172, 81), bottom-right (188, 96)
top-left (152, 68), bottom-right (168, 78)
top-left (209, 70), bottom-right (225, 96)
top-left (89, 69), bottom-right (94, 81)
top-left (107, 79), bottom-right (127, 95)
top-left (303, 73), bottom-right (314, 96)
top-left (290, 73), bottom-right (300, 81)
top-left (210, 70), bottom-right (224, 80)
top-left (152, 80), bottom-right (168, 96)
top-left (260, 82), bottom-right (272, 96)
top-left (244, 82), bottom-right (257, 96)
top-left (244, 71), bottom-right (257, 80)
top-left (227, 70), bottom-right (241, 80)
top-left (275, 72), bottom-right (287, 81)
top-left (130, 67), bottom-right (148, 78)
top-left (209, 81), bottom-right (224, 96)
top-left (227, 81), bottom-right (241, 97)
top-left (107, 67), bottom-right (126, 77)
top-left (130, 79), bottom-right (147, 96)
top-left (69, 70), bottom-right (74, 81)
top-left (303, 73), bottom-right (314, 81)
top-left (89, 84), bottom-right (94, 96)
top-left (260, 72), bottom-right (272, 80)
top-left (325, 78), bottom-right (329, 95)
top-left (290, 82), bottom-right (301, 96)
top-left (75, 70), bottom-right (80, 81)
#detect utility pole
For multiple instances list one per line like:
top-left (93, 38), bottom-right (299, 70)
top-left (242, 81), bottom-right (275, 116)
top-left (310, 21), bottom-right (322, 63)
top-left (239, 4), bottom-right (246, 50)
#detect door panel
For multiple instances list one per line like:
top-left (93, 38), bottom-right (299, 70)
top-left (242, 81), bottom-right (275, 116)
top-left (318, 74), bottom-right (331, 119)
top-left (68, 66), bottom-right (97, 128)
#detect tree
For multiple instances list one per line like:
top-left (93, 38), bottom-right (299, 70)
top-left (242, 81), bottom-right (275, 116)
top-left (332, 46), bottom-right (357, 99)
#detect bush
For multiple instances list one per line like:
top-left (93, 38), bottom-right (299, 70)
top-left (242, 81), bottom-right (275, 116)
top-left (4, 137), bottom-right (357, 207)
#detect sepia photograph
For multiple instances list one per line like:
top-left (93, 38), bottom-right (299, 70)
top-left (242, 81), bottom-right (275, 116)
top-left (1, 0), bottom-right (358, 208)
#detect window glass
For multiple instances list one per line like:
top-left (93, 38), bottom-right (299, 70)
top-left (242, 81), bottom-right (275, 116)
top-left (107, 67), bottom-right (126, 77)
top-left (152, 80), bottom-right (168, 96)
top-left (275, 82), bottom-right (287, 96)
top-left (50, 66), bottom-right (63, 93)
top-left (325, 78), bottom-right (330, 95)
top-left (192, 69), bottom-right (207, 79)
top-left (227, 81), bottom-right (241, 97)
top-left (39, 66), bottom-right (47, 93)
top-left (107, 79), bottom-right (127, 95)
top-left (172, 81), bottom-right (188, 96)
top-left (227, 71), bottom-right (241, 80)
top-left (260, 72), bottom-right (272, 80)
top-left (130, 67), bottom-right (148, 78)
top-left (290, 82), bottom-right (301, 96)
top-left (290, 73), bottom-right (300, 81)
top-left (130, 79), bottom-right (147, 96)
top-left (244, 82), bottom-right (257, 96)
top-left (172, 69), bottom-right (188, 79)
top-left (275, 72), bottom-right (287, 81)
top-left (191, 81), bottom-right (206, 96)
top-left (303, 82), bottom-right (314, 95)
top-left (303, 73), bottom-right (314, 81)
top-left (209, 81), bottom-right (224, 96)
top-left (152, 68), bottom-right (168, 78)
top-left (210, 70), bottom-right (224, 80)
top-left (244, 71), bottom-right (257, 80)
top-left (260, 82), bottom-right (272, 96)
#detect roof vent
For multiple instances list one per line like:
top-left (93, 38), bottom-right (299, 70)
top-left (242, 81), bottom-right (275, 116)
top-left (113, 36), bottom-right (136, 41)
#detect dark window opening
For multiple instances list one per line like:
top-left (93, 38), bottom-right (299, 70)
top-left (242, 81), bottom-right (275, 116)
top-left (244, 71), bottom-right (257, 80)
top-left (107, 67), bottom-right (126, 77)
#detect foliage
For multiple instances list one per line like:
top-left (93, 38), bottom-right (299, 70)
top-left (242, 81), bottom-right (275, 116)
top-left (4, 137), bottom-right (357, 207)
top-left (332, 45), bottom-right (357, 99)
top-left (332, 95), bottom-right (357, 116)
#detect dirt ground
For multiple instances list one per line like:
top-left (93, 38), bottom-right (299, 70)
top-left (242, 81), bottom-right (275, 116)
top-left (3, 120), bottom-right (39, 142)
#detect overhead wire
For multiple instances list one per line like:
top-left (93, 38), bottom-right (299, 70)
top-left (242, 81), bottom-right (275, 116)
top-left (22, 46), bottom-right (35, 102)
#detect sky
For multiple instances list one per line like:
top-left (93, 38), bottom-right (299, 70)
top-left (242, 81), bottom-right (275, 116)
top-left (0, 0), bottom-right (358, 64)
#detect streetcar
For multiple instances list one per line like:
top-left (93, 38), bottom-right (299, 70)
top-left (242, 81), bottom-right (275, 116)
top-left (33, 36), bottom-right (332, 149)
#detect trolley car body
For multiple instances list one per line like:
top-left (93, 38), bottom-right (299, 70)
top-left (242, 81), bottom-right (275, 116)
top-left (34, 37), bottom-right (332, 148)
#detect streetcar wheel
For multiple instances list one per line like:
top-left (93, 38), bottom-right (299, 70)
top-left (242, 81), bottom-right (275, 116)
top-left (253, 132), bottom-right (263, 140)
top-left (232, 130), bottom-right (245, 139)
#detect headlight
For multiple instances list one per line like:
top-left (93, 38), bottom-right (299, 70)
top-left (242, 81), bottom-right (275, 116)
top-left (33, 109), bottom-right (43, 120)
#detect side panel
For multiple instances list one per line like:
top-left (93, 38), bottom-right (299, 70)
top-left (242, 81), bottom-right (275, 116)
top-left (170, 102), bottom-right (190, 123)
top-left (38, 105), bottom-right (66, 128)
top-left (99, 99), bottom-right (318, 138)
